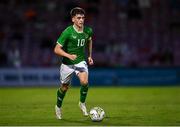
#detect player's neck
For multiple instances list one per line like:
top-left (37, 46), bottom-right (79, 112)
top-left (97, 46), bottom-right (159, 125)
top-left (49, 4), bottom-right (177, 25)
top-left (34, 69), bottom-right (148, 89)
top-left (73, 24), bottom-right (83, 33)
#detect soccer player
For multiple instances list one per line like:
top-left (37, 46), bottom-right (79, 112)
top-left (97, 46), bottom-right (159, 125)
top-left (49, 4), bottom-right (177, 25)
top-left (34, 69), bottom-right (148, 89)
top-left (54, 7), bottom-right (94, 119)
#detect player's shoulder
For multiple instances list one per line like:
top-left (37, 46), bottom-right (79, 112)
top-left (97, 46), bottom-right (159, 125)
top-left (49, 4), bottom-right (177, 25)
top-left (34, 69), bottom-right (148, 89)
top-left (84, 26), bottom-right (92, 32)
top-left (84, 26), bottom-right (93, 35)
top-left (62, 25), bottom-right (73, 33)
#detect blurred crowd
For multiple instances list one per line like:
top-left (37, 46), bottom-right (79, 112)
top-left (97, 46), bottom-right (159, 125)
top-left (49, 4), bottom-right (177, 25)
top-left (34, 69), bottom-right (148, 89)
top-left (0, 0), bottom-right (180, 68)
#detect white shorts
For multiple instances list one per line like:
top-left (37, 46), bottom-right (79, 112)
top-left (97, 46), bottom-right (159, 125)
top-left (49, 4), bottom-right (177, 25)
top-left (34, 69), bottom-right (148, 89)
top-left (59, 61), bottom-right (88, 84)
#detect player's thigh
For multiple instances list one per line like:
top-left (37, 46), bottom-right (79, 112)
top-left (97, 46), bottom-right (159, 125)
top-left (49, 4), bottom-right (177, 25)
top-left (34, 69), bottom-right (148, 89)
top-left (77, 72), bottom-right (88, 85)
top-left (75, 61), bottom-right (88, 74)
top-left (75, 61), bottom-right (89, 85)
top-left (60, 64), bottom-right (74, 84)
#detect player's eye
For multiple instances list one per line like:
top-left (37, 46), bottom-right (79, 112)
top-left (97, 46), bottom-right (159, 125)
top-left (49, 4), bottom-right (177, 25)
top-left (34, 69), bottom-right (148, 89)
top-left (77, 17), bottom-right (85, 20)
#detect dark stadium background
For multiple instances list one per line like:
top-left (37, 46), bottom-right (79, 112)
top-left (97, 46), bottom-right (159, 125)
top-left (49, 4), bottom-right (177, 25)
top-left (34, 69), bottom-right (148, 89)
top-left (0, 0), bottom-right (180, 126)
top-left (0, 0), bottom-right (180, 86)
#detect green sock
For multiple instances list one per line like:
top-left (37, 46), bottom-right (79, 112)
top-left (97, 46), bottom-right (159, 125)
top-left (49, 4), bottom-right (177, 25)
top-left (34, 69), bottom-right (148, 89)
top-left (80, 85), bottom-right (88, 103)
top-left (57, 88), bottom-right (66, 108)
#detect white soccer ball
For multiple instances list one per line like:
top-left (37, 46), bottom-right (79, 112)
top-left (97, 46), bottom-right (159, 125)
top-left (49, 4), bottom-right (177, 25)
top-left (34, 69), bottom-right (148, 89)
top-left (89, 107), bottom-right (105, 122)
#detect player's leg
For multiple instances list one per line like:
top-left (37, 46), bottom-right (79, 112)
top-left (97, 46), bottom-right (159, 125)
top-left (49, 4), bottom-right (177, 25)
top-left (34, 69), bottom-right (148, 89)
top-left (78, 72), bottom-right (89, 103)
top-left (55, 83), bottom-right (69, 119)
top-left (75, 61), bottom-right (89, 103)
top-left (77, 72), bottom-right (89, 116)
top-left (55, 64), bottom-right (74, 119)
top-left (56, 83), bottom-right (69, 108)
top-left (75, 61), bottom-right (89, 116)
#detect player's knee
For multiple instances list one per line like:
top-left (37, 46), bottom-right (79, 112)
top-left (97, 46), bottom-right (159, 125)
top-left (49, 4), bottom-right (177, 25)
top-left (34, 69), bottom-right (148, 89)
top-left (61, 84), bottom-right (69, 91)
top-left (80, 80), bottom-right (88, 85)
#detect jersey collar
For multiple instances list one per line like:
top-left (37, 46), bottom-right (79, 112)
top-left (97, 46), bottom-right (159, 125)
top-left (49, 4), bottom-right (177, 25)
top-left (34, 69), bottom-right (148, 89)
top-left (73, 25), bottom-right (83, 33)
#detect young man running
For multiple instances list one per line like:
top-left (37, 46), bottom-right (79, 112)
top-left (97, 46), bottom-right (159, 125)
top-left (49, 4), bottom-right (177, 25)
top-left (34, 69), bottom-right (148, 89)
top-left (54, 7), bottom-right (94, 119)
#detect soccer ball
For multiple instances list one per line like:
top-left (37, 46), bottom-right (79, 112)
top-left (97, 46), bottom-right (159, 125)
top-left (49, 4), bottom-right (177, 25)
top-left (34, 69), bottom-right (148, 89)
top-left (89, 107), bottom-right (105, 122)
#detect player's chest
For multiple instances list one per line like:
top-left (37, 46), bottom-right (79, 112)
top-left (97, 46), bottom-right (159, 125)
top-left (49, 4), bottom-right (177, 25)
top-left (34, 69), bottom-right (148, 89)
top-left (68, 33), bottom-right (89, 47)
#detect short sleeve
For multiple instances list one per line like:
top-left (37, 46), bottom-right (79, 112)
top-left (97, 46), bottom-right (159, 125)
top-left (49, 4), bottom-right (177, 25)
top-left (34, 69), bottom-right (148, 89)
top-left (88, 28), bottom-right (93, 38)
top-left (57, 30), bottom-right (69, 47)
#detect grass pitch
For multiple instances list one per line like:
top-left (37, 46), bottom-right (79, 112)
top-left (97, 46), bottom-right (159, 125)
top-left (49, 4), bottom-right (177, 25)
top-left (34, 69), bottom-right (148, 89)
top-left (0, 86), bottom-right (180, 126)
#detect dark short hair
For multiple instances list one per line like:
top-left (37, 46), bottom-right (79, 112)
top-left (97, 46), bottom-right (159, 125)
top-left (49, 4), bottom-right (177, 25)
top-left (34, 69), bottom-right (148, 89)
top-left (70, 7), bottom-right (85, 18)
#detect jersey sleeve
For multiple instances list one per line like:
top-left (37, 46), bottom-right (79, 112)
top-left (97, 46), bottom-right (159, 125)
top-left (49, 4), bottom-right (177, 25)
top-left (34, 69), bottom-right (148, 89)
top-left (88, 28), bottom-right (93, 39)
top-left (57, 30), bottom-right (69, 47)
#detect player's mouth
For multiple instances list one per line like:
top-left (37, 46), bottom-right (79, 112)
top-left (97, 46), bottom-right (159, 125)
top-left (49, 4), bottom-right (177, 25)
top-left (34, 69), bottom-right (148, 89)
top-left (79, 23), bottom-right (83, 26)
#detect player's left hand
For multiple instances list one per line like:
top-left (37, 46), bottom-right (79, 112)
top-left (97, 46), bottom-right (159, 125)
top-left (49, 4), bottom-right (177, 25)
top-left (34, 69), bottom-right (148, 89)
top-left (88, 57), bottom-right (94, 65)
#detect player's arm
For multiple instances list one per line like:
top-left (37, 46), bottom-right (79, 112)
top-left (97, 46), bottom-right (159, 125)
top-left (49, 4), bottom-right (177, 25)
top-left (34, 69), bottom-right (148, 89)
top-left (87, 37), bottom-right (94, 65)
top-left (54, 43), bottom-right (77, 60)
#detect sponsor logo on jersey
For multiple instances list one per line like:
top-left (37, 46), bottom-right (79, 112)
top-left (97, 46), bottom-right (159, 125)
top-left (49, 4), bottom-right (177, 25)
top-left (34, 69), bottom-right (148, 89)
top-left (72, 35), bottom-right (77, 39)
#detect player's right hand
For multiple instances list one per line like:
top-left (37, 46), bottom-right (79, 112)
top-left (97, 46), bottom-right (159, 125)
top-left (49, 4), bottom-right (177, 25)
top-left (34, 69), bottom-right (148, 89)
top-left (69, 54), bottom-right (77, 60)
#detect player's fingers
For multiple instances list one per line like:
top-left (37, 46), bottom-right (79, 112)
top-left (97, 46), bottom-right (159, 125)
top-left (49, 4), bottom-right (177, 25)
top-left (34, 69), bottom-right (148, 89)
top-left (72, 54), bottom-right (77, 60)
top-left (89, 59), bottom-right (94, 65)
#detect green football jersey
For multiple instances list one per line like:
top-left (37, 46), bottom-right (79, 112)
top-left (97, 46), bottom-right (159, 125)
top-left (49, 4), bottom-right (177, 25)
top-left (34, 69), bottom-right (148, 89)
top-left (57, 25), bottom-right (93, 65)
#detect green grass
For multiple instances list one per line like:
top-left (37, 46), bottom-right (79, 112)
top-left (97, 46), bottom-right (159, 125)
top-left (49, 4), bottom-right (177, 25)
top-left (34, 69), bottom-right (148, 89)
top-left (0, 86), bottom-right (180, 126)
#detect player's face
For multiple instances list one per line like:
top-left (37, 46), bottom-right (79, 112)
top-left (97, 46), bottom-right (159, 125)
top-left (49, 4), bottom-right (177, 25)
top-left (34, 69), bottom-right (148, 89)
top-left (72, 14), bottom-right (85, 28)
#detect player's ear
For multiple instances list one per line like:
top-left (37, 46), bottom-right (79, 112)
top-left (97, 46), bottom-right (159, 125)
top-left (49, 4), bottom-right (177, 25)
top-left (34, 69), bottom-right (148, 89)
top-left (72, 17), bottom-right (75, 23)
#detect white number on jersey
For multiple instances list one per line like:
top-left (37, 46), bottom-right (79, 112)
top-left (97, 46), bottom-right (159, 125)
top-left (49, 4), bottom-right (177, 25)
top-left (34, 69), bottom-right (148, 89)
top-left (77, 39), bottom-right (85, 47)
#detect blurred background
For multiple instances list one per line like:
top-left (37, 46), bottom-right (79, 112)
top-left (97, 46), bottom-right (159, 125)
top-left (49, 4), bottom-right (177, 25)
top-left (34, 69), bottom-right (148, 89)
top-left (0, 0), bottom-right (180, 86)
